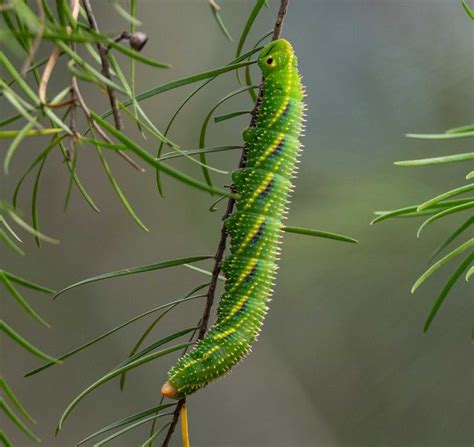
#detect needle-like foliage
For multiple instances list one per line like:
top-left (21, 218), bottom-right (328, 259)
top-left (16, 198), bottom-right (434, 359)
top-left (0, 204), bottom-right (57, 444)
top-left (372, 3), bottom-right (473, 335)
top-left (1, 1), bottom-right (357, 446)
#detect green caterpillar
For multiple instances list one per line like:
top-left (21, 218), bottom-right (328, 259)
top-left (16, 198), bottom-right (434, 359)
top-left (161, 39), bottom-right (305, 399)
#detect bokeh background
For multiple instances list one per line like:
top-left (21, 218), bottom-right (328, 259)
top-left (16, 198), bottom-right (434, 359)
top-left (1, 1), bottom-right (472, 446)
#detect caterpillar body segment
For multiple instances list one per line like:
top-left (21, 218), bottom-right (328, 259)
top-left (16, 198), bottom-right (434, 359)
top-left (161, 39), bottom-right (305, 399)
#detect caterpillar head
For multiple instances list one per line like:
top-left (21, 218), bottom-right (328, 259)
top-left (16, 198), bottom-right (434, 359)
top-left (258, 39), bottom-right (295, 76)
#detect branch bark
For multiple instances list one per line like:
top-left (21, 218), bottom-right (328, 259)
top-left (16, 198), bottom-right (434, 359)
top-left (161, 1), bottom-right (290, 445)
top-left (81, 0), bottom-right (143, 172)
top-left (82, 0), bottom-right (123, 131)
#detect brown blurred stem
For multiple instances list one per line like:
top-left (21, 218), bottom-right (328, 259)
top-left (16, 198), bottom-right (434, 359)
top-left (160, 1), bottom-right (290, 445)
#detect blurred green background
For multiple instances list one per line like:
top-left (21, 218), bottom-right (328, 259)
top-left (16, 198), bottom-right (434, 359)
top-left (1, 1), bottom-right (472, 446)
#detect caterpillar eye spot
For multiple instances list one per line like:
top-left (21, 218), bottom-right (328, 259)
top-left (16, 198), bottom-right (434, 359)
top-left (266, 57), bottom-right (273, 65)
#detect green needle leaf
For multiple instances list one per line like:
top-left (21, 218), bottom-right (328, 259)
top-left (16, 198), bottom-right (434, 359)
top-left (429, 216), bottom-right (474, 262)
top-left (0, 430), bottom-right (14, 447)
top-left (0, 398), bottom-right (40, 443)
top-left (417, 183), bottom-right (474, 211)
top-left (79, 137), bottom-right (127, 151)
top-left (446, 124), bottom-right (474, 134)
top-left (141, 422), bottom-right (172, 446)
top-left (3, 120), bottom-right (36, 174)
top-left (0, 128), bottom-right (62, 138)
top-left (371, 199), bottom-right (473, 225)
top-left (417, 201), bottom-right (474, 237)
top-left (6, 208), bottom-right (59, 244)
top-left (55, 41), bottom-right (128, 95)
top-left (394, 152), bottom-right (474, 166)
top-left (235, 0), bottom-right (267, 83)
top-left (199, 85), bottom-right (257, 191)
top-left (214, 111), bottom-right (251, 123)
top-left (283, 226), bottom-right (359, 244)
top-left (110, 0), bottom-right (142, 26)
top-left (119, 283), bottom-right (207, 389)
top-left (153, 46), bottom-right (262, 196)
top-left (43, 107), bottom-right (72, 135)
top-left (466, 266), bottom-right (474, 281)
top-left (0, 228), bottom-right (25, 255)
top-left (209, 1), bottom-right (233, 41)
top-left (0, 215), bottom-right (21, 242)
top-left (0, 272), bottom-right (50, 327)
top-left (0, 75), bottom-right (39, 115)
top-left (118, 98), bottom-right (176, 148)
top-left (183, 263), bottom-right (225, 281)
top-left (244, 30), bottom-right (272, 101)
top-left (117, 327), bottom-right (198, 387)
top-left (462, 0), bottom-right (474, 19)
top-left (110, 60), bottom-right (255, 118)
top-left (0, 87), bottom-right (37, 128)
top-left (91, 112), bottom-right (236, 198)
top-left (0, 113), bottom-right (23, 128)
top-left (5, 54), bottom-right (51, 89)
top-left (95, 145), bottom-right (149, 232)
top-left (159, 145), bottom-right (241, 162)
top-left (32, 156), bottom-right (47, 247)
top-left (412, 238), bottom-right (474, 293)
top-left (53, 255), bottom-right (212, 300)
top-left (0, 320), bottom-right (59, 363)
top-left (94, 412), bottom-right (174, 446)
top-left (119, 102), bottom-right (227, 175)
top-left (406, 130), bottom-right (474, 139)
top-left (56, 343), bottom-right (190, 431)
top-left (0, 377), bottom-right (35, 424)
top-left (76, 403), bottom-right (175, 446)
top-left (109, 53), bottom-right (176, 148)
top-left (423, 253), bottom-right (474, 332)
top-left (0, 51), bottom-right (41, 104)
top-left (25, 293), bottom-right (206, 377)
top-left (12, 135), bottom-right (64, 209)
top-left (3, 270), bottom-right (55, 294)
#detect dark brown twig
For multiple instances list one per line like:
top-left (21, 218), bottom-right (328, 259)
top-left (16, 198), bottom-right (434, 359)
top-left (161, 1), bottom-right (290, 445)
top-left (272, 0), bottom-right (289, 40)
top-left (67, 87), bottom-right (78, 161)
top-left (81, 0), bottom-right (144, 172)
top-left (81, 0), bottom-right (123, 129)
top-left (67, 36), bottom-right (79, 161)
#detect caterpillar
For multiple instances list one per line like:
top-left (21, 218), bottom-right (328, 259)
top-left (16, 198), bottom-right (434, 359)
top-left (161, 39), bottom-right (305, 399)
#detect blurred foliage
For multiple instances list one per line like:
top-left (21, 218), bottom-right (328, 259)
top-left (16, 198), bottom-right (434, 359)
top-left (372, 2), bottom-right (473, 336)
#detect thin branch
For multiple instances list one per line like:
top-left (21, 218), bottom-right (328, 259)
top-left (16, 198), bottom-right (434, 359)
top-left (81, 0), bottom-right (144, 172)
top-left (272, 0), bottom-right (289, 40)
top-left (161, 1), bottom-right (290, 445)
top-left (72, 77), bottom-right (145, 172)
top-left (68, 76), bottom-right (78, 161)
top-left (82, 0), bottom-right (122, 129)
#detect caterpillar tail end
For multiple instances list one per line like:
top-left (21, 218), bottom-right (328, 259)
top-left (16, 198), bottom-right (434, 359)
top-left (161, 380), bottom-right (179, 399)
